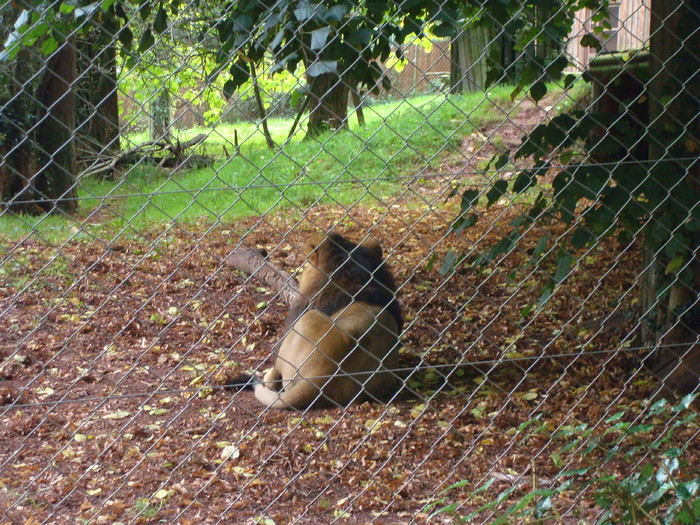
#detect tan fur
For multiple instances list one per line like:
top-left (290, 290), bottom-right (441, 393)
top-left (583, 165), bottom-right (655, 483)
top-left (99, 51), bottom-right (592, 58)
top-left (254, 234), bottom-right (401, 409)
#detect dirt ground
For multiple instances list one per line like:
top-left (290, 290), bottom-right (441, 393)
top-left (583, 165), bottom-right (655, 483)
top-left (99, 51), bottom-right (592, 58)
top-left (1, 98), bottom-right (694, 524)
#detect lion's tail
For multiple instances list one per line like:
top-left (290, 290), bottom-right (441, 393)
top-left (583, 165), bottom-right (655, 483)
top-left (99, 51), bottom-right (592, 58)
top-left (224, 373), bottom-right (258, 391)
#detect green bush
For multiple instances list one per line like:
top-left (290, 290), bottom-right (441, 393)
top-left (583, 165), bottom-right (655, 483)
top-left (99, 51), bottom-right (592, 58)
top-left (426, 394), bottom-right (699, 524)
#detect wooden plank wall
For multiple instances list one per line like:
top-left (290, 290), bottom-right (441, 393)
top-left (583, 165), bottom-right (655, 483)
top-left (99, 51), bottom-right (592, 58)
top-left (565, 0), bottom-right (650, 72)
top-left (618, 0), bottom-right (651, 51)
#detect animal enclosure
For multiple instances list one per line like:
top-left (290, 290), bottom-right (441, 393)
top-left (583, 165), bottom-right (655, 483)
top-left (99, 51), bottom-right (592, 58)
top-left (1, 1), bottom-right (699, 523)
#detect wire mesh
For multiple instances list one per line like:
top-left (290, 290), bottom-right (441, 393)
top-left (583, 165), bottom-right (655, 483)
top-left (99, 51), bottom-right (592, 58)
top-left (1, 0), bottom-right (699, 523)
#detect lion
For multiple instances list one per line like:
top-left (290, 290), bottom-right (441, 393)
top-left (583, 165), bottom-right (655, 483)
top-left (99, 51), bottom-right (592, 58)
top-left (251, 232), bottom-right (403, 409)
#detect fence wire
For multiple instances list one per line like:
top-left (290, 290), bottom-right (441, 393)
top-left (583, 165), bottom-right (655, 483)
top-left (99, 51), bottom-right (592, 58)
top-left (1, 0), bottom-right (699, 523)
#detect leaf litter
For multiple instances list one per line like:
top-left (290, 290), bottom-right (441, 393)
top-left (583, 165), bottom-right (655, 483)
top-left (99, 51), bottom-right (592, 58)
top-left (1, 103), bottom-right (696, 523)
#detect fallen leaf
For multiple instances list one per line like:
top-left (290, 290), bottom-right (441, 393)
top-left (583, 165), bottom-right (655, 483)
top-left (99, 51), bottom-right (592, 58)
top-left (221, 445), bottom-right (240, 460)
top-left (102, 410), bottom-right (131, 420)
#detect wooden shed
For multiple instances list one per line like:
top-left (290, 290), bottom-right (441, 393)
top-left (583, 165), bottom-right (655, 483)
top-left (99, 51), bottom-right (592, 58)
top-left (566, 0), bottom-right (651, 71)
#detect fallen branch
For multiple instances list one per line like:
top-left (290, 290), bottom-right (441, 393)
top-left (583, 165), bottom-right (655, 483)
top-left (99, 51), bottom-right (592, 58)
top-left (224, 248), bottom-right (301, 306)
top-left (79, 133), bottom-right (209, 178)
top-left (176, 133), bottom-right (208, 150)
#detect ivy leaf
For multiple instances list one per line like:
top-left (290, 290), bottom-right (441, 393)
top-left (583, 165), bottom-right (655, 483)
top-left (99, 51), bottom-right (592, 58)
top-left (324, 4), bottom-right (347, 22)
top-left (545, 56), bottom-right (569, 78)
top-left (520, 303), bottom-right (535, 318)
top-left (139, 2), bottom-right (153, 20)
top-left (538, 282), bottom-right (554, 308)
top-left (532, 234), bottom-right (549, 260)
top-left (138, 28), bottom-right (155, 52)
top-left (270, 28), bottom-right (285, 50)
top-left (294, 1), bottom-right (317, 21)
top-left (492, 153), bottom-right (509, 170)
top-left (488, 235), bottom-right (516, 261)
top-left (118, 27), bottom-right (133, 48)
top-left (425, 253), bottom-right (436, 271)
top-left (40, 37), bottom-right (58, 55)
top-left (513, 170), bottom-right (536, 194)
top-left (486, 180), bottom-right (508, 207)
top-left (154, 7), bottom-right (168, 34)
top-left (570, 227), bottom-right (592, 249)
top-left (439, 249), bottom-right (458, 276)
top-left (453, 213), bottom-right (477, 234)
top-left (554, 253), bottom-right (573, 283)
top-left (485, 65), bottom-right (502, 89)
top-left (310, 27), bottom-right (331, 51)
top-left (115, 3), bottom-right (127, 19)
top-left (581, 34), bottom-right (602, 50)
top-left (674, 393), bottom-right (697, 411)
top-left (223, 80), bottom-right (236, 100)
top-left (232, 14), bottom-right (253, 32)
top-left (290, 84), bottom-right (310, 107)
top-left (432, 21), bottom-right (455, 38)
top-left (564, 74), bottom-right (578, 89)
top-left (346, 27), bottom-right (372, 47)
top-left (677, 480), bottom-right (700, 500)
top-left (307, 60), bottom-right (337, 77)
top-left (521, 61), bottom-right (539, 84)
top-left (664, 256), bottom-right (684, 275)
top-left (73, 3), bottom-right (102, 18)
top-left (530, 81), bottom-right (547, 102)
top-left (229, 60), bottom-right (250, 88)
top-left (460, 189), bottom-right (480, 212)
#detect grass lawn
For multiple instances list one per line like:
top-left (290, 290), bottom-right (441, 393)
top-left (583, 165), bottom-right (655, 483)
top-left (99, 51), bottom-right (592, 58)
top-left (0, 83), bottom-right (580, 242)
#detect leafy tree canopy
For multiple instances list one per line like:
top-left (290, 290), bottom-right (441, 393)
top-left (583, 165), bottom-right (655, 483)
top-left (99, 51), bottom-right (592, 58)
top-left (211, 0), bottom-right (459, 94)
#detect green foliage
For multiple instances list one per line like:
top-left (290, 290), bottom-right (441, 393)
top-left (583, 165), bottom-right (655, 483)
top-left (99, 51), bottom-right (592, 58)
top-left (1, 3), bottom-right (85, 61)
top-left (443, 2), bottom-right (698, 324)
top-left (461, 0), bottom-right (608, 100)
top-left (446, 64), bottom-right (694, 314)
top-left (426, 395), bottom-right (700, 524)
top-left (446, 88), bottom-right (698, 306)
top-left (1, 1), bottom-right (302, 128)
top-left (207, 0), bottom-right (461, 96)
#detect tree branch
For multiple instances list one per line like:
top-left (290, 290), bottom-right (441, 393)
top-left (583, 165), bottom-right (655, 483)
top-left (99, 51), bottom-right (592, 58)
top-left (224, 248), bottom-right (301, 306)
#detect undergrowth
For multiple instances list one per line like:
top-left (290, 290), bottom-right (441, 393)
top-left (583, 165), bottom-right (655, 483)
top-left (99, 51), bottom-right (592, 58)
top-left (426, 394), bottom-right (700, 524)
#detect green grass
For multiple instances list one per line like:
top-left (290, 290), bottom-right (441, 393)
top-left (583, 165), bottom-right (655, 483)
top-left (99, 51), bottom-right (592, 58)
top-left (2, 85), bottom-right (530, 242)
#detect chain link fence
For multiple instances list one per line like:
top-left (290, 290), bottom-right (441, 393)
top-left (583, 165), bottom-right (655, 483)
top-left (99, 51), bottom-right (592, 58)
top-left (1, 0), bottom-right (699, 523)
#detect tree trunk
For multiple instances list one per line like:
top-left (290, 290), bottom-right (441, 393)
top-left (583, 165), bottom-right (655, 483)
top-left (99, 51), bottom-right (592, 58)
top-left (250, 62), bottom-right (276, 149)
top-left (306, 73), bottom-right (349, 136)
top-left (450, 23), bottom-right (491, 94)
top-left (149, 88), bottom-right (171, 141)
top-left (77, 35), bottom-right (120, 155)
top-left (644, 0), bottom-right (700, 394)
top-left (350, 86), bottom-right (365, 127)
top-left (1, 3), bottom-right (42, 213)
top-left (0, 47), bottom-right (39, 213)
top-left (34, 37), bottom-right (78, 213)
top-left (224, 248), bottom-right (301, 306)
